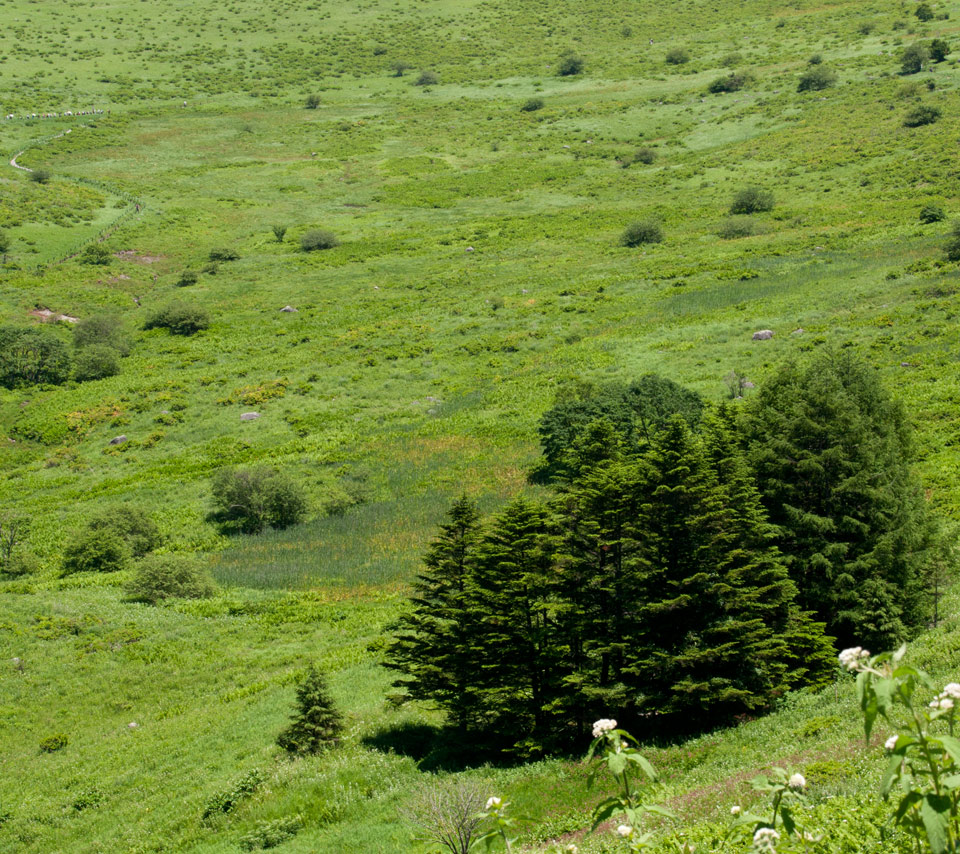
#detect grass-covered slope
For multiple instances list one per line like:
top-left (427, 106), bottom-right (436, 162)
top-left (2, 0), bottom-right (960, 849)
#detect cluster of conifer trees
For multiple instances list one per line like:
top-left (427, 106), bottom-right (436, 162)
top-left (384, 351), bottom-right (939, 752)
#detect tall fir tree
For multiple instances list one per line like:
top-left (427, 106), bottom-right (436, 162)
top-left (383, 496), bottom-right (485, 732)
top-left (740, 349), bottom-right (935, 649)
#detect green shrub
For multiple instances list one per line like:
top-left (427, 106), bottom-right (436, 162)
top-left (30, 168), bottom-right (51, 184)
top-left (208, 247), bottom-right (239, 262)
top-left (239, 816), bottom-right (302, 851)
top-left (300, 229), bottom-right (339, 251)
top-left (920, 203), bottom-right (946, 223)
top-left (915, 2), bottom-right (934, 21)
top-left (73, 314), bottom-right (131, 356)
top-left (125, 555), bottom-right (216, 604)
top-left (730, 186), bottom-right (774, 214)
top-left (277, 665), bottom-right (343, 754)
top-left (73, 344), bottom-right (119, 382)
top-left (717, 216), bottom-right (758, 239)
top-left (39, 733), bottom-right (68, 753)
top-left (619, 220), bottom-right (664, 247)
top-left (621, 147), bottom-right (657, 168)
top-left (79, 244), bottom-right (112, 265)
top-left (945, 221), bottom-right (960, 261)
top-left (520, 97), bottom-right (544, 112)
top-left (557, 53), bottom-right (584, 76)
top-left (414, 69), bottom-right (438, 86)
top-left (305, 94), bottom-right (320, 109)
top-left (272, 224), bottom-right (287, 242)
top-left (929, 38), bottom-right (950, 61)
top-left (0, 230), bottom-right (10, 258)
top-left (62, 528), bottom-right (130, 575)
top-left (144, 302), bottom-right (210, 335)
top-left (797, 65), bottom-right (837, 91)
top-left (903, 104), bottom-right (941, 126)
top-left (72, 787), bottom-right (104, 811)
top-left (901, 42), bottom-right (929, 74)
top-left (390, 60), bottom-right (412, 77)
top-left (0, 325), bottom-right (71, 388)
top-left (201, 768), bottom-right (265, 821)
top-left (87, 506), bottom-right (162, 558)
top-left (665, 47), bottom-right (690, 65)
top-left (708, 72), bottom-right (746, 93)
top-left (210, 467), bottom-right (307, 534)
top-left (808, 53), bottom-right (823, 65)
top-left (720, 52), bottom-right (743, 67)
top-left (176, 270), bottom-right (198, 287)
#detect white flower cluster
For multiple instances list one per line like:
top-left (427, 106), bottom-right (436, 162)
top-left (838, 647), bottom-right (870, 672)
top-left (885, 734), bottom-right (899, 751)
top-left (485, 796), bottom-right (502, 811)
top-left (788, 773), bottom-right (806, 791)
top-left (753, 827), bottom-right (780, 853)
top-left (929, 684), bottom-right (960, 712)
top-left (592, 718), bottom-right (618, 738)
top-left (730, 805), bottom-right (741, 815)
top-left (615, 824), bottom-right (633, 839)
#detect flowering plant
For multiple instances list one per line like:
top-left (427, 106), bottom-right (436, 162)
top-left (473, 796), bottom-right (523, 852)
top-left (586, 718), bottom-right (675, 851)
top-left (847, 644), bottom-right (960, 854)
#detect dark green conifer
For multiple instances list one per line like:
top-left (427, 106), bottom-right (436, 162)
top-left (276, 665), bottom-right (343, 754)
top-left (383, 496), bottom-right (484, 732)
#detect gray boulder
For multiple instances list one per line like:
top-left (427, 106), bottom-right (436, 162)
top-left (752, 329), bottom-right (774, 341)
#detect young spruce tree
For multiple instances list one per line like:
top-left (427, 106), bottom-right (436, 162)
top-left (383, 496), bottom-right (485, 732)
top-left (276, 664), bottom-right (343, 754)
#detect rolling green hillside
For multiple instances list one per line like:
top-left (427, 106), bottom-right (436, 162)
top-left (2, 0), bottom-right (960, 850)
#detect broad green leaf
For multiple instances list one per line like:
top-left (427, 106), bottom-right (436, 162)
top-left (894, 791), bottom-right (922, 825)
top-left (781, 806), bottom-right (796, 837)
top-left (920, 794), bottom-right (952, 854)
top-left (881, 753), bottom-right (904, 798)
top-left (626, 752), bottom-right (657, 781)
top-left (937, 735), bottom-right (960, 766)
top-left (607, 752), bottom-right (626, 776)
top-left (942, 774), bottom-right (960, 789)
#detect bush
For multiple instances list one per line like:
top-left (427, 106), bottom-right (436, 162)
top-left (87, 506), bottom-right (162, 558)
top-left (717, 216), bottom-right (758, 239)
top-left (305, 94), bottom-right (320, 109)
top-left (901, 42), bottom-right (929, 74)
top-left (39, 734), bottom-right (68, 753)
top-left (916, 2), bottom-right (934, 21)
top-left (62, 528), bottom-right (129, 575)
top-left (929, 38), bottom-right (950, 61)
top-left (144, 302), bottom-right (210, 335)
top-left (720, 52), bottom-right (743, 67)
top-left (201, 769), bottom-right (265, 821)
top-left (277, 665), bottom-right (343, 754)
top-left (125, 555), bottom-right (216, 604)
top-left (619, 220), bottom-right (664, 247)
top-left (730, 186), bottom-right (774, 214)
top-left (73, 344), bottom-right (119, 382)
top-left (390, 60), bottom-right (412, 77)
top-left (176, 270), bottom-right (198, 287)
top-left (708, 72), bottom-right (747, 93)
top-left (665, 47), bottom-right (690, 65)
top-left (73, 314), bottom-right (131, 356)
top-left (557, 53), bottom-right (584, 76)
top-left (520, 97), bottom-right (544, 112)
top-left (239, 816), bottom-right (302, 851)
top-left (623, 147), bottom-right (657, 167)
top-left (79, 244), bottom-right (112, 265)
top-left (797, 65), bottom-right (837, 92)
top-left (945, 221), bottom-right (960, 261)
top-left (808, 53), bottom-right (823, 65)
top-left (903, 104), bottom-right (941, 126)
top-left (0, 325), bottom-right (71, 388)
top-left (0, 230), bottom-right (10, 258)
top-left (272, 224), bottom-right (287, 243)
top-left (208, 247), bottom-right (239, 262)
top-left (300, 229), bottom-right (339, 252)
top-left (210, 467), bottom-right (307, 534)
top-left (414, 70), bottom-right (438, 86)
top-left (30, 168), bottom-right (51, 184)
top-left (920, 204), bottom-right (946, 223)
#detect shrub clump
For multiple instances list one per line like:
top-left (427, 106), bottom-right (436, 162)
top-left (621, 147), bottom-right (657, 168)
top-left (79, 244), bottom-right (112, 265)
top-left (717, 216), bottom-right (759, 239)
top-left (901, 42), bottom-right (929, 74)
top-left (144, 302), bottom-right (210, 335)
top-left (87, 506), bottom-right (162, 558)
top-left (208, 248), bottom-right (240, 262)
top-left (210, 467), bottom-right (307, 534)
top-left (0, 325), bottom-right (71, 388)
top-left (665, 47), bottom-right (690, 65)
top-left (730, 186), bottom-right (775, 214)
top-left (277, 665), bottom-right (343, 754)
top-left (920, 204), bottom-right (946, 223)
top-left (520, 97), bottom-right (544, 112)
top-left (557, 53), bottom-right (584, 76)
top-left (305, 94), bottom-right (320, 109)
top-left (39, 733), bottom-right (69, 753)
top-left (708, 72), bottom-right (747, 93)
top-left (73, 344), bottom-right (120, 382)
top-left (176, 270), bottom-right (198, 287)
top-left (414, 70), bottom-right (438, 86)
top-left (929, 39), bottom-right (951, 62)
top-left (62, 528), bottom-right (129, 575)
top-left (797, 65), bottom-right (837, 92)
top-left (300, 229), bottom-right (339, 252)
top-left (73, 314), bottom-right (131, 356)
top-left (30, 168), bottom-right (51, 184)
top-left (903, 104), bottom-right (941, 127)
top-left (619, 220), bottom-right (664, 247)
top-left (944, 221), bottom-right (960, 261)
top-left (125, 555), bottom-right (216, 604)
top-left (239, 816), bottom-right (303, 852)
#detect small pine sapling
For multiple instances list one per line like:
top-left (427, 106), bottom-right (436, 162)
top-left (276, 665), bottom-right (343, 754)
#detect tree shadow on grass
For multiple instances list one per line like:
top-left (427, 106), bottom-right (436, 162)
top-left (361, 721), bottom-right (522, 773)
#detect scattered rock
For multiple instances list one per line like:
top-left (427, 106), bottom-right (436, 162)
top-left (160, 410), bottom-right (170, 415)
top-left (791, 328), bottom-right (804, 335)
top-left (466, 246), bottom-right (474, 252)
top-left (743, 381), bottom-right (755, 389)
top-left (752, 330), bottom-right (774, 341)
top-left (901, 362), bottom-right (917, 368)
top-left (280, 305), bottom-right (298, 312)
top-left (12, 657), bottom-right (23, 672)
top-left (128, 721), bottom-right (139, 730)
top-left (109, 435), bottom-right (127, 445)
top-left (240, 412), bottom-right (260, 421)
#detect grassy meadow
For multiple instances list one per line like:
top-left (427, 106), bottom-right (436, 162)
top-left (3, 0), bottom-right (960, 849)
